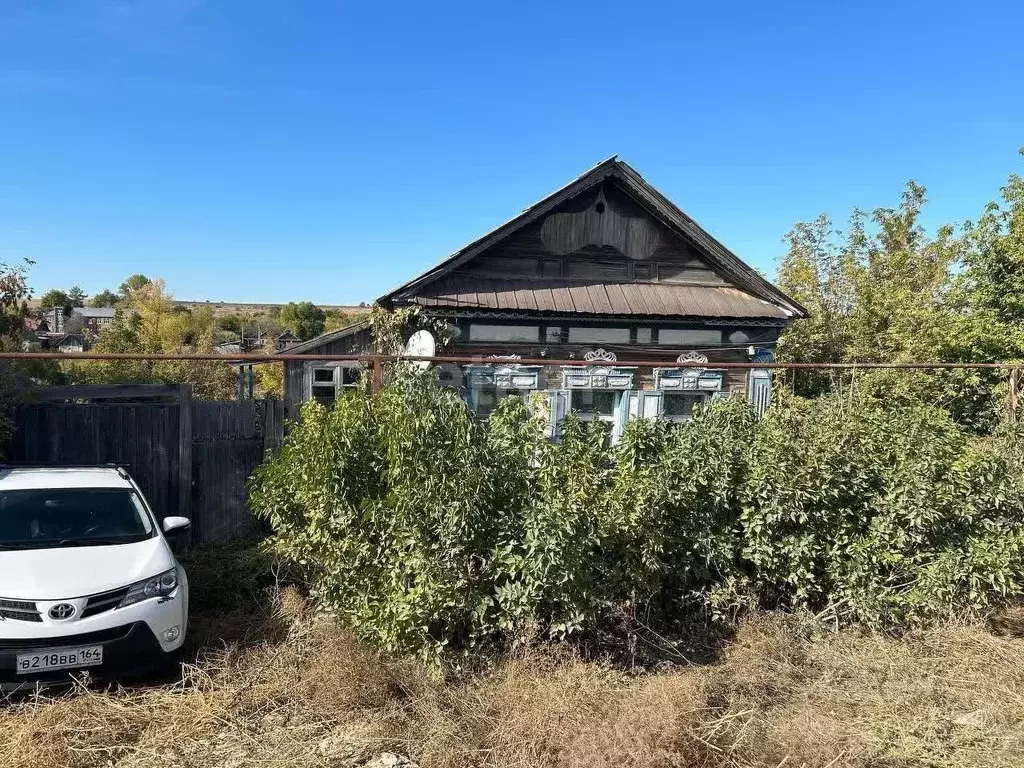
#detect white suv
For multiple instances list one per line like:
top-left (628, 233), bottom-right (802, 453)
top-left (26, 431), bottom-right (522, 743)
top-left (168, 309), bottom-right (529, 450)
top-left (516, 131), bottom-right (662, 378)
top-left (0, 465), bottom-right (190, 689)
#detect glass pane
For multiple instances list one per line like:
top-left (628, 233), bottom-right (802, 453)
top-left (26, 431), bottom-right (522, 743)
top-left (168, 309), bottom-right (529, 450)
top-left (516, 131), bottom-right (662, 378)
top-left (636, 328), bottom-right (652, 344)
top-left (312, 386), bottom-right (336, 407)
top-left (663, 392), bottom-right (704, 417)
top-left (341, 367), bottom-right (361, 386)
top-left (475, 388), bottom-right (525, 417)
top-left (571, 390), bottom-right (617, 416)
top-left (545, 326), bottom-right (564, 343)
top-left (313, 368), bottom-right (335, 383)
top-left (728, 330), bottom-right (751, 344)
top-left (657, 329), bottom-right (722, 346)
top-left (0, 489), bottom-right (155, 549)
top-left (468, 324), bottom-right (539, 342)
top-left (476, 389), bottom-right (497, 416)
top-left (568, 327), bottom-right (630, 344)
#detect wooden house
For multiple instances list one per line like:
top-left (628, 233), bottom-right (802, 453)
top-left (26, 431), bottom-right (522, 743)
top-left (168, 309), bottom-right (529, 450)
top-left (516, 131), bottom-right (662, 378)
top-left (282, 158), bottom-right (806, 434)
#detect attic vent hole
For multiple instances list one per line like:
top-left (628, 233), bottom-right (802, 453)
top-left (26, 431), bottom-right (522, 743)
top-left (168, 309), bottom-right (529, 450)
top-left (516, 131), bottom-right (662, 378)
top-left (595, 202), bottom-right (606, 214)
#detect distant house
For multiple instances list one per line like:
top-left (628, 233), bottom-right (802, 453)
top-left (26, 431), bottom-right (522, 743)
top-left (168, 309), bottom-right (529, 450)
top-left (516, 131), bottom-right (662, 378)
top-left (54, 333), bottom-right (85, 353)
top-left (74, 307), bottom-right (116, 334)
top-left (274, 330), bottom-right (301, 352)
top-left (41, 306), bottom-right (116, 336)
top-left (280, 158), bottom-right (806, 434)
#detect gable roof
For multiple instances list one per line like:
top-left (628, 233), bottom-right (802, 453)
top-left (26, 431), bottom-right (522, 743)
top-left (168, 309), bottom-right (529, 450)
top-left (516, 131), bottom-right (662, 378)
top-left (278, 320), bottom-right (370, 355)
top-left (377, 157), bottom-right (807, 319)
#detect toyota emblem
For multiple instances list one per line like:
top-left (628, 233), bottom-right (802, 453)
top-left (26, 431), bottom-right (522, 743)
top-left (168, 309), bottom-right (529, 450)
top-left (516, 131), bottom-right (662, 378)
top-left (49, 603), bottom-right (76, 620)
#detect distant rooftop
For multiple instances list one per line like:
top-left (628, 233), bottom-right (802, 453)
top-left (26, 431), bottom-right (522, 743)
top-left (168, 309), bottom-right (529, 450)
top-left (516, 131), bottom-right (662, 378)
top-left (74, 307), bottom-right (117, 318)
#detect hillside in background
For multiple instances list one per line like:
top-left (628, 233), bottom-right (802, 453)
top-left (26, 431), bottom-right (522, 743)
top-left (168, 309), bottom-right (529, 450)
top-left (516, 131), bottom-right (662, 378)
top-left (172, 300), bottom-right (369, 317)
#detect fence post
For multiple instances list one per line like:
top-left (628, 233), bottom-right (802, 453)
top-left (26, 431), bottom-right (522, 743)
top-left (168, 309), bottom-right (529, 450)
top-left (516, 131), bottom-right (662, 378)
top-left (177, 384), bottom-right (193, 521)
top-left (1011, 367), bottom-right (1021, 423)
top-left (370, 358), bottom-right (382, 394)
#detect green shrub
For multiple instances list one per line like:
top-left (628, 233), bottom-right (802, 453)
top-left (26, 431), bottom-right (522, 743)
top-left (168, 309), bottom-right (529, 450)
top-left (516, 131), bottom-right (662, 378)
top-left (741, 395), bottom-right (1024, 625)
top-left (250, 374), bottom-right (1024, 660)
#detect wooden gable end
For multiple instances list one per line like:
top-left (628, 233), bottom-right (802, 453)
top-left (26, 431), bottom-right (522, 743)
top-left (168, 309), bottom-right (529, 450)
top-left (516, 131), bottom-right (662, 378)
top-left (379, 158), bottom-right (806, 320)
top-left (457, 181), bottom-right (731, 289)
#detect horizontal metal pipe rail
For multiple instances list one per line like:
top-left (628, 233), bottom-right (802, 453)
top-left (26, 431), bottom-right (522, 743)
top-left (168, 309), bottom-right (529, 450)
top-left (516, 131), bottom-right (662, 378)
top-left (0, 351), bottom-right (1021, 369)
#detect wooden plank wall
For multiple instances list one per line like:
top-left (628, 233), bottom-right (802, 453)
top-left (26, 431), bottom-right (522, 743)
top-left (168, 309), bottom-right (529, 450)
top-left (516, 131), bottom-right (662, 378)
top-left (7, 396), bottom-right (286, 546)
top-left (189, 400), bottom-right (283, 544)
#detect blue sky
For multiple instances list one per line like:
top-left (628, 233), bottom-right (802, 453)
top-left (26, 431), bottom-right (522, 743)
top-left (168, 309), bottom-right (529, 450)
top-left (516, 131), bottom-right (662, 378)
top-left (1, 0), bottom-right (1022, 304)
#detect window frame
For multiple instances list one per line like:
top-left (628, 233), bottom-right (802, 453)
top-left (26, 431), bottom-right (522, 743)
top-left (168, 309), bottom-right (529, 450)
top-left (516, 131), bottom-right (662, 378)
top-left (569, 389), bottom-right (620, 423)
top-left (464, 323), bottom-right (542, 344)
top-left (469, 386), bottom-right (530, 419)
top-left (660, 391), bottom-right (709, 421)
top-left (306, 362), bottom-right (362, 407)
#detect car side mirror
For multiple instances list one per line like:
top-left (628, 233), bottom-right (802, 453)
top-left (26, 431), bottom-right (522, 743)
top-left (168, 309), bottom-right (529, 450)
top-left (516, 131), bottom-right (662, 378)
top-left (162, 516), bottom-right (192, 535)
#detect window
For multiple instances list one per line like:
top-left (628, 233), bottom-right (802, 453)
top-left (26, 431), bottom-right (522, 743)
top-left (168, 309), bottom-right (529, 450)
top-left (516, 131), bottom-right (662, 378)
top-left (728, 330), bottom-right (751, 344)
top-left (636, 328), bottom-right (653, 344)
top-left (568, 327), bottom-right (630, 344)
top-left (663, 392), bottom-right (706, 419)
top-left (633, 263), bottom-right (655, 281)
top-left (0, 489), bottom-right (155, 550)
top-left (467, 324), bottom-right (540, 343)
top-left (311, 365), bottom-right (360, 407)
top-left (657, 329), bottom-right (722, 346)
top-left (545, 326), bottom-right (565, 344)
top-left (570, 390), bottom-right (618, 421)
top-left (473, 388), bottom-right (527, 418)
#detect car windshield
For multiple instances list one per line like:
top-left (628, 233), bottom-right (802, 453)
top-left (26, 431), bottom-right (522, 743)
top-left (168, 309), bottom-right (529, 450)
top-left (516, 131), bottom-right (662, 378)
top-left (0, 488), bottom-right (155, 550)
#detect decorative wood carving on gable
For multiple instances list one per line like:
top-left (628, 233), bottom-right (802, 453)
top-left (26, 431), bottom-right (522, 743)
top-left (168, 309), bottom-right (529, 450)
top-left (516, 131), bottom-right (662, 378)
top-left (540, 185), bottom-right (661, 261)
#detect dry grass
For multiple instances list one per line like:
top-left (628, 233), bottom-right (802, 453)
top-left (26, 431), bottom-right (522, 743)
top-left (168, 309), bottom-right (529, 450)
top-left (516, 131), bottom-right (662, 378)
top-left (3, 593), bottom-right (1023, 768)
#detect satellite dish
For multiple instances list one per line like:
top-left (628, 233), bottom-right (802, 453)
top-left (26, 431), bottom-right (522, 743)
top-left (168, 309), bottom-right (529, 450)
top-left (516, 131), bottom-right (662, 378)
top-left (404, 329), bottom-right (435, 370)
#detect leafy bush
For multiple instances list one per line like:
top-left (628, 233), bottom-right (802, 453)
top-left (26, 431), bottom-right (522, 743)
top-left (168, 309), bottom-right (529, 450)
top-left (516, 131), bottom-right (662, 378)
top-left (250, 374), bottom-right (1024, 660)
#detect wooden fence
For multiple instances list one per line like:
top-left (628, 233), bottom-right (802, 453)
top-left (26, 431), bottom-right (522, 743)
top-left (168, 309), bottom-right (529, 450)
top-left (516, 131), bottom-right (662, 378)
top-left (7, 385), bottom-right (284, 545)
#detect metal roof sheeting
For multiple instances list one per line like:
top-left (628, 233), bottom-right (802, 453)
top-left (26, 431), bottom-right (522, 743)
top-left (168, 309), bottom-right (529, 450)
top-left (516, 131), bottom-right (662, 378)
top-left (408, 276), bottom-right (789, 319)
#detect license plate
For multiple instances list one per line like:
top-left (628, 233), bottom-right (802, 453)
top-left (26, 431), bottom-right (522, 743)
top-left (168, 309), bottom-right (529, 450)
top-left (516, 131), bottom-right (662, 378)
top-left (16, 645), bottom-right (104, 675)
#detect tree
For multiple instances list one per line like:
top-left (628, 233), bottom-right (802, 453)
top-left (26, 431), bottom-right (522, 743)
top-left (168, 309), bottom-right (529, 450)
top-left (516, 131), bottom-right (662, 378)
top-left (776, 168), bottom-right (1022, 431)
top-left (88, 289), bottom-right (120, 308)
top-left (39, 289), bottom-right (72, 315)
top-left (69, 278), bottom-right (236, 400)
top-left (956, 155), bottom-right (1024, 331)
top-left (0, 260), bottom-right (63, 441)
top-left (0, 260), bottom-right (31, 345)
top-left (280, 301), bottom-right (326, 340)
top-left (118, 274), bottom-right (152, 298)
top-left (67, 286), bottom-right (86, 308)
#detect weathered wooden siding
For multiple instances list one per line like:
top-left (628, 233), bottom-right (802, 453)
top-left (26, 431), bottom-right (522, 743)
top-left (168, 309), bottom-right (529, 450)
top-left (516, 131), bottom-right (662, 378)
top-left (190, 400), bottom-right (282, 544)
top-left (460, 180), bottom-right (731, 287)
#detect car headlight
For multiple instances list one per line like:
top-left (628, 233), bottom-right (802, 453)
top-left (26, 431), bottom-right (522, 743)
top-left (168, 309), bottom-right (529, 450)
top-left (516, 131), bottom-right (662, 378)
top-left (118, 569), bottom-right (178, 608)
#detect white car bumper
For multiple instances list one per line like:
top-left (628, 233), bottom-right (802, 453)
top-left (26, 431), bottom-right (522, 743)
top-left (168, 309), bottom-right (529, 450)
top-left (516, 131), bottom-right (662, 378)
top-left (0, 577), bottom-right (189, 687)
